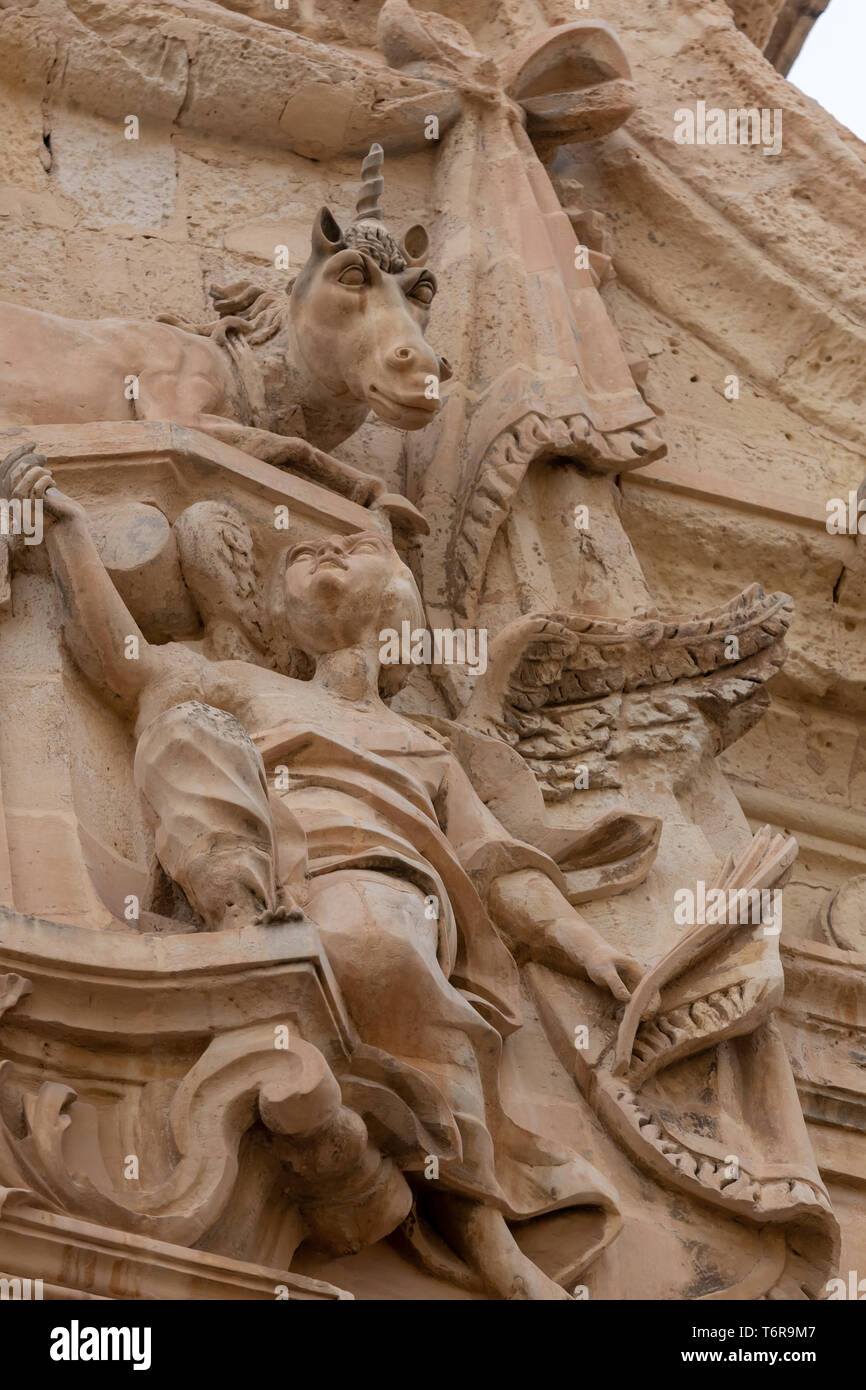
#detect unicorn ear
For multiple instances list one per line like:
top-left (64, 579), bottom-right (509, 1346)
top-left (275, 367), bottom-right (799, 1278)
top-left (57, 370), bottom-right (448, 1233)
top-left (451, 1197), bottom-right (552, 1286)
top-left (312, 206), bottom-right (344, 257)
top-left (401, 223), bottom-right (429, 266)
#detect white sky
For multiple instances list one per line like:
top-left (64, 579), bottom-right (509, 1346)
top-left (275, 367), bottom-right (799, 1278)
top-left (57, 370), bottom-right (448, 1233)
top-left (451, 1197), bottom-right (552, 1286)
top-left (787, 0), bottom-right (866, 141)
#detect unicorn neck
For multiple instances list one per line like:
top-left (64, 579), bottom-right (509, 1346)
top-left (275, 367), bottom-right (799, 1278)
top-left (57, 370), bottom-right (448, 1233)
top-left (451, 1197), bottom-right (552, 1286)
top-left (254, 317), bottom-right (370, 452)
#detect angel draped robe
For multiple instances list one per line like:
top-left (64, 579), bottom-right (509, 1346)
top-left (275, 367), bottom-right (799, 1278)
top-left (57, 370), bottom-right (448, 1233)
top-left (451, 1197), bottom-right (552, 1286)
top-left (133, 698), bottom-right (621, 1280)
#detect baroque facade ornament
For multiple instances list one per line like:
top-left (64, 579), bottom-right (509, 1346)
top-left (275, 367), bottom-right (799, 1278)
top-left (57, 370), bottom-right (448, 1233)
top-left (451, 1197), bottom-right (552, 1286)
top-left (0, 0), bottom-right (863, 1315)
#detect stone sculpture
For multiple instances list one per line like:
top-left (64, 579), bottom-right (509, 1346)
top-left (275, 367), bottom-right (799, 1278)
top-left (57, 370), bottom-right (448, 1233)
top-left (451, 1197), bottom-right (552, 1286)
top-left (0, 0), bottom-right (855, 1305)
top-left (0, 432), bottom-right (836, 1297)
top-left (0, 445), bottom-right (648, 1299)
top-left (0, 146), bottom-right (447, 509)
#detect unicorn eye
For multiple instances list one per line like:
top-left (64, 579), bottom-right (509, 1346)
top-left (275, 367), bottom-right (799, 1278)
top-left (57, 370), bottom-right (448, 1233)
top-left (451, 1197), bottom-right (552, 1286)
top-left (409, 278), bottom-right (435, 306)
top-left (339, 264), bottom-right (367, 288)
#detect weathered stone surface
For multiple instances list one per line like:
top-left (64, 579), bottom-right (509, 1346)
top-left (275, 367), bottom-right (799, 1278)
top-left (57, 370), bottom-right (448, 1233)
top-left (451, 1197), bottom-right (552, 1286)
top-left (0, 0), bottom-right (863, 1306)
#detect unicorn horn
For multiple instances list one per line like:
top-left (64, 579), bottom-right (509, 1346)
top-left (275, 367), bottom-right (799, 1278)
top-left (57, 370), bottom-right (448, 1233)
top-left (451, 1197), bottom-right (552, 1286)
top-left (355, 144), bottom-right (385, 222)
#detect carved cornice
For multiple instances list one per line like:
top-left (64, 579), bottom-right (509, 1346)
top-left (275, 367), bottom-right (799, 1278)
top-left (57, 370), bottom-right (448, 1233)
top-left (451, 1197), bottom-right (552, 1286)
top-left (0, 1201), bottom-right (351, 1299)
top-left (780, 938), bottom-right (866, 1185)
top-left (0, 909), bottom-right (351, 1056)
top-left (0, 0), bottom-right (460, 155)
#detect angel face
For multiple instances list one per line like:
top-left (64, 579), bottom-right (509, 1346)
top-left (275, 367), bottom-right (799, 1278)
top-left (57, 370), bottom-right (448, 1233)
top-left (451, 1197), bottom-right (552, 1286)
top-left (283, 531), bottom-right (408, 655)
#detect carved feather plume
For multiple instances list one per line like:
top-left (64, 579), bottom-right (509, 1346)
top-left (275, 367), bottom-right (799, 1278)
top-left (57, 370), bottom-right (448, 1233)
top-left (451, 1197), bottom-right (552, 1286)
top-left (454, 585), bottom-right (793, 803)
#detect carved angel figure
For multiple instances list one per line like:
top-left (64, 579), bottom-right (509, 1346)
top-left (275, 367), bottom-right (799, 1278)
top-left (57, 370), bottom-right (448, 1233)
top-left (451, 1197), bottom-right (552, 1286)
top-left (1, 443), bottom-right (645, 1300)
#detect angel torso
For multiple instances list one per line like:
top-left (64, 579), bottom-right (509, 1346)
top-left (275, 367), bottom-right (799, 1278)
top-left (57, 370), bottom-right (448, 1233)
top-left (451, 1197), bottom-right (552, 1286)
top-left (136, 648), bottom-right (452, 807)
